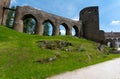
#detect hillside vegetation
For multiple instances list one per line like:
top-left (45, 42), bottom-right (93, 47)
top-left (0, 26), bottom-right (120, 79)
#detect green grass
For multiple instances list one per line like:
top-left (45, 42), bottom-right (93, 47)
top-left (0, 25), bottom-right (120, 79)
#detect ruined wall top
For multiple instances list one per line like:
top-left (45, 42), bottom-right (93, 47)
top-left (0, 0), bottom-right (11, 25)
top-left (16, 6), bottom-right (81, 24)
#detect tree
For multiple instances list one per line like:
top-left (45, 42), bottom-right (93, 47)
top-left (23, 18), bottom-right (36, 34)
top-left (43, 22), bottom-right (50, 36)
top-left (6, 6), bottom-right (15, 28)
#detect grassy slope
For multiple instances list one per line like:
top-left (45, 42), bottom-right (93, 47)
top-left (0, 26), bottom-right (120, 79)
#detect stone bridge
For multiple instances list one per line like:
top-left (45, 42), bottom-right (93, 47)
top-left (13, 6), bottom-right (81, 37)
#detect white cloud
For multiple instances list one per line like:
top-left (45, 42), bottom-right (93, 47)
top-left (72, 18), bottom-right (79, 21)
top-left (110, 20), bottom-right (120, 25)
top-left (71, 16), bottom-right (79, 21)
top-left (60, 30), bottom-right (65, 35)
top-left (11, 0), bottom-right (17, 4)
top-left (34, 7), bottom-right (41, 10)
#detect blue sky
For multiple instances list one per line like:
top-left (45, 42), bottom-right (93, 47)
top-left (10, 0), bottom-right (120, 32)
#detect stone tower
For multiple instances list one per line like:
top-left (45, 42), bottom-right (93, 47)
top-left (0, 0), bottom-right (11, 25)
top-left (80, 6), bottom-right (105, 42)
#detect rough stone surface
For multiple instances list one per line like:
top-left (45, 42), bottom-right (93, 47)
top-left (0, 0), bottom-right (11, 25)
top-left (13, 6), bottom-right (81, 37)
top-left (80, 6), bottom-right (105, 42)
top-left (37, 40), bottom-right (73, 50)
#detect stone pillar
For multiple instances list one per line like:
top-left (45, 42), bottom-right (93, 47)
top-left (66, 27), bottom-right (72, 35)
top-left (35, 21), bottom-right (43, 35)
top-left (13, 20), bottom-right (23, 32)
top-left (13, 6), bottom-right (23, 32)
top-left (53, 24), bottom-right (59, 36)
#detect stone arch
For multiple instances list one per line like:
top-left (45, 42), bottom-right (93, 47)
top-left (61, 23), bottom-right (68, 30)
top-left (59, 23), bottom-right (69, 35)
top-left (13, 6), bottom-right (83, 39)
top-left (113, 38), bottom-right (117, 42)
top-left (22, 14), bottom-right (37, 21)
top-left (22, 14), bottom-right (38, 34)
top-left (72, 25), bottom-right (79, 36)
top-left (118, 38), bottom-right (120, 42)
top-left (42, 19), bottom-right (54, 36)
top-left (106, 38), bottom-right (115, 48)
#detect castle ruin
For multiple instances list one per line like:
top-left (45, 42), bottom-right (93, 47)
top-left (0, 0), bottom-right (105, 42)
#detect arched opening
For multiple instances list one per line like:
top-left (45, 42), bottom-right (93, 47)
top-left (113, 38), bottom-right (117, 42)
top-left (22, 14), bottom-right (37, 34)
top-left (43, 20), bottom-right (54, 36)
top-left (118, 38), bottom-right (120, 42)
top-left (119, 44), bottom-right (120, 48)
top-left (72, 25), bottom-right (79, 36)
top-left (6, 6), bottom-right (16, 28)
top-left (59, 23), bottom-right (68, 35)
top-left (107, 42), bottom-right (111, 47)
top-left (106, 39), bottom-right (115, 48)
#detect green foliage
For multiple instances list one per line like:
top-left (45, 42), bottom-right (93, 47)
top-left (6, 6), bottom-right (15, 28)
top-left (0, 26), bottom-right (120, 79)
top-left (23, 18), bottom-right (36, 34)
top-left (43, 22), bottom-right (50, 36)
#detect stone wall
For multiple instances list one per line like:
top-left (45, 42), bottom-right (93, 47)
top-left (80, 6), bottom-right (105, 42)
top-left (13, 6), bottom-right (81, 37)
top-left (105, 32), bottom-right (120, 48)
top-left (0, 0), bottom-right (11, 25)
top-left (0, 0), bottom-right (105, 42)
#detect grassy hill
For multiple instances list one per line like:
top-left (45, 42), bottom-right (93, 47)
top-left (0, 25), bottom-right (120, 79)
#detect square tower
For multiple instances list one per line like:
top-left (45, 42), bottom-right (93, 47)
top-left (0, 0), bottom-right (11, 25)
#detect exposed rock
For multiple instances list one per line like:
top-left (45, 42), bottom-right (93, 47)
top-left (37, 40), bottom-right (73, 50)
top-left (55, 52), bottom-right (61, 58)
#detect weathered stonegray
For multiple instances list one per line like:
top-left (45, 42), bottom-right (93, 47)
top-left (80, 6), bottom-right (105, 42)
top-left (13, 6), bottom-right (81, 37)
top-left (0, 0), bottom-right (11, 25)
